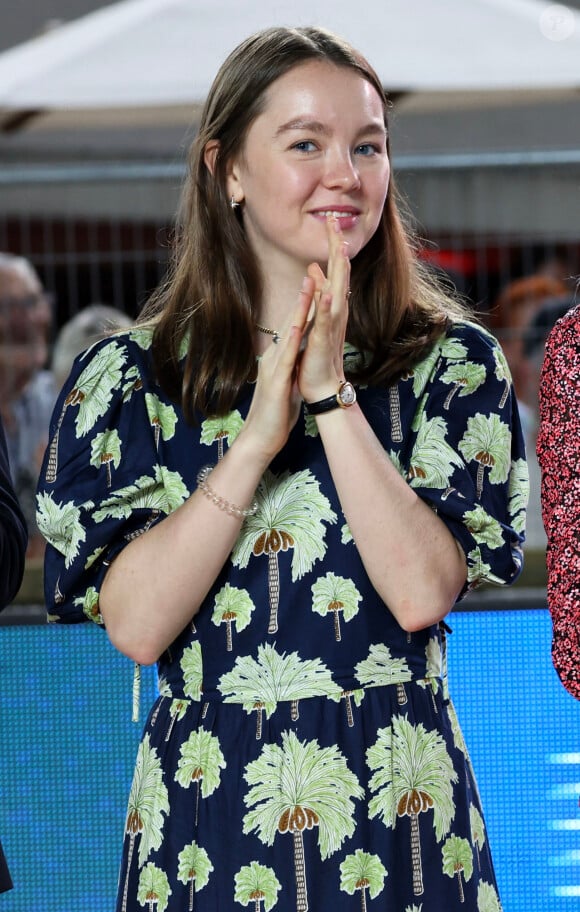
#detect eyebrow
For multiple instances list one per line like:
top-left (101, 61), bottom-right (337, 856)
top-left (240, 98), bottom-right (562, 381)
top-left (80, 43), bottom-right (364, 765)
top-left (274, 118), bottom-right (387, 139)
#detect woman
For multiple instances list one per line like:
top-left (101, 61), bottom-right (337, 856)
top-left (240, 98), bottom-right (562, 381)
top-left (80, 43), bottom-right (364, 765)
top-left (37, 27), bottom-right (527, 911)
top-left (537, 303), bottom-right (580, 701)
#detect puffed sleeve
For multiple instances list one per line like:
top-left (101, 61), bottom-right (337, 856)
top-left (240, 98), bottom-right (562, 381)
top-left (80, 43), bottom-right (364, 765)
top-left (0, 417), bottom-right (27, 609)
top-left (537, 307), bottom-right (580, 700)
top-left (36, 332), bottom-right (188, 625)
top-left (403, 322), bottom-right (528, 594)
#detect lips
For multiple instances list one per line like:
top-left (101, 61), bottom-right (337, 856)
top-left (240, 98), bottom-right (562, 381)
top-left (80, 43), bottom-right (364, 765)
top-left (310, 207), bottom-right (361, 218)
top-left (309, 207), bottom-right (361, 231)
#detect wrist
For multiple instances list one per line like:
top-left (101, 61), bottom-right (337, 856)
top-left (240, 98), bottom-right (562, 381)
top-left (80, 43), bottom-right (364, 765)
top-left (305, 380), bottom-right (356, 415)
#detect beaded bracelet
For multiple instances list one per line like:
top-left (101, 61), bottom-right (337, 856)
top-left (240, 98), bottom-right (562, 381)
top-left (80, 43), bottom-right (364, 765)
top-left (196, 465), bottom-right (259, 518)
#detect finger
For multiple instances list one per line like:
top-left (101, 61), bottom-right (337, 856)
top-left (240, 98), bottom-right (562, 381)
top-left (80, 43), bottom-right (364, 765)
top-left (326, 217), bottom-right (350, 315)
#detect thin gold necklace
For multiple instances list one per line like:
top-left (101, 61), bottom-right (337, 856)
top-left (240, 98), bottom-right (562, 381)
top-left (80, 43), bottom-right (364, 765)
top-left (255, 322), bottom-right (280, 344)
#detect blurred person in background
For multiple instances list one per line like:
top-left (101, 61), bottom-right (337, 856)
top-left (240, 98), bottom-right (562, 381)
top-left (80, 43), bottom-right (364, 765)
top-left (490, 274), bottom-right (569, 430)
top-left (537, 297), bottom-right (580, 700)
top-left (51, 303), bottom-right (133, 389)
top-left (0, 412), bottom-right (28, 892)
top-left (0, 253), bottom-right (57, 556)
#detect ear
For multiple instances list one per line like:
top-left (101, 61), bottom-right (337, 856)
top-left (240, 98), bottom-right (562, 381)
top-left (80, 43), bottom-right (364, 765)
top-left (225, 155), bottom-right (245, 208)
top-left (203, 139), bottom-right (220, 176)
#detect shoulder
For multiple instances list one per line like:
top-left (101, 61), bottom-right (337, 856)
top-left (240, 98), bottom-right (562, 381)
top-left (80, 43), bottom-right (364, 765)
top-left (412, 319), bottom-right (507, 381)
top-left (65, 327), bottom-right (155, 387)
top-left (439, 320), bottom-right (505, 363)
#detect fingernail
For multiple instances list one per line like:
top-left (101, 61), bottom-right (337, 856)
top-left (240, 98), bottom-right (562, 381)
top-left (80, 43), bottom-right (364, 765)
top-left (301, 276), bottom-right (310, 291)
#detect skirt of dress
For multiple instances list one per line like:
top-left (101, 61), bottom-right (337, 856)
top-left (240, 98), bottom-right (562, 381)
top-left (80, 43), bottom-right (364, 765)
top-left (115, 680), bottom-right (502, 912)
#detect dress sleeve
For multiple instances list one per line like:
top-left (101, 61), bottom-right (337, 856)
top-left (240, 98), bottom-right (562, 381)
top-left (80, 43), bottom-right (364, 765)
top-left (36, 334), bottom-right (185, 625)
top-left (537, 309), bottom-right (580, 700)
top-left (405, 323), bottom-right (528, 595)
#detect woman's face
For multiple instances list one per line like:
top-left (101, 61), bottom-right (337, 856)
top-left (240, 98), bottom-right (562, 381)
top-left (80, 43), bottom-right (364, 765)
top-left (226, 60), bottom-right (390, 281)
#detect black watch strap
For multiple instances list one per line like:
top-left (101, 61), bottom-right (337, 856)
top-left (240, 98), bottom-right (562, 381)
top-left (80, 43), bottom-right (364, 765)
top-left (305, 381), bottom-right (356, 415)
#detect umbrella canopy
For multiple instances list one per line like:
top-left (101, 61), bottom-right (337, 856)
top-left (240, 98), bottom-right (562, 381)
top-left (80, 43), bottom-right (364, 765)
top-left (0, 0), bottom-right (579, 130)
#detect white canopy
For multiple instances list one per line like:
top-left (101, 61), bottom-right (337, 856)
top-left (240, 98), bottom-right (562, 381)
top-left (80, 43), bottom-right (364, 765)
top-left (0, 0), bottom-right (579, 127)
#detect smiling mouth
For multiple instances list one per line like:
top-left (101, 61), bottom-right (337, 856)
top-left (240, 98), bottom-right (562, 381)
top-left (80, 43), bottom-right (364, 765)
top-left (312, 209), bottom-right (360, 218)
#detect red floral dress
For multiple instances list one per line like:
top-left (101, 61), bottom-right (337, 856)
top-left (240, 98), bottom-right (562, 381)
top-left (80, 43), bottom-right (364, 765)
top-left (537, 303), bottom-right (580, 700)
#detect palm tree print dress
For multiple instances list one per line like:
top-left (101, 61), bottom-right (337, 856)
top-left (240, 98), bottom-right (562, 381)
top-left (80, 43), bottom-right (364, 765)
top-left (37, 320), bottom-right (528, 912)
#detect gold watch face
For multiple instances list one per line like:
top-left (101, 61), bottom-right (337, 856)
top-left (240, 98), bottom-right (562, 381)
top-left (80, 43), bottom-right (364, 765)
top-left (338, 382), bottom-right (356, 407)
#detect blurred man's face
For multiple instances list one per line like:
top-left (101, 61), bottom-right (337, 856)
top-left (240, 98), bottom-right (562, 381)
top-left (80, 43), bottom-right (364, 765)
top-left (0, 266), bottom-right (51, 400)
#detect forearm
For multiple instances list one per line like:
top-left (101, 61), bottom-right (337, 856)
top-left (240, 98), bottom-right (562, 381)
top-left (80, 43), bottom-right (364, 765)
top-left (315, 404), bottom-right (466, 631)
top-left (100, 430), bottom-right (270, 665)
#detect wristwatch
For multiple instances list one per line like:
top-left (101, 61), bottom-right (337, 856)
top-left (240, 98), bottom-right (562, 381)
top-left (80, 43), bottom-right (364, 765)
top-left (305, 381), bottom-right (357, 415)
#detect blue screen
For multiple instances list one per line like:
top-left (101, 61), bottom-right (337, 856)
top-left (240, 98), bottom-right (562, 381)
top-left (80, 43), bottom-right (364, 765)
top-left (1, 609), bottom-right (578, 910)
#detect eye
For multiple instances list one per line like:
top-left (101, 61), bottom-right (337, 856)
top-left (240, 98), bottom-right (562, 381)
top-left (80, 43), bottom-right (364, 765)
top-left (291, 140), bottom-right (318, 153)
top-left (354, 142), bottom-right (381, 156)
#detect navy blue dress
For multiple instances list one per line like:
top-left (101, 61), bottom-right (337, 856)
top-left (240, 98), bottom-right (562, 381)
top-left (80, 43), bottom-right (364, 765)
top-left (37, 321), bottom-right (527, 911)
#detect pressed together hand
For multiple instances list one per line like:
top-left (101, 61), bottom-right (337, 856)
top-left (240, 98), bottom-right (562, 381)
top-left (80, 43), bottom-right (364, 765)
top-left (243, 216), bottom-right (352, 461)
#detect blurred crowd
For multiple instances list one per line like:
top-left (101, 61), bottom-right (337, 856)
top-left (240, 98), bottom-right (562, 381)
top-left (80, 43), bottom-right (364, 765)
top-left (0, 252), bottom-right (131, 560)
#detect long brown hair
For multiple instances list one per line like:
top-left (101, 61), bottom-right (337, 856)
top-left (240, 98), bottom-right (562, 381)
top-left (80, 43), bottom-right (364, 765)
top-left (140, 26), bottom-right (469, 420)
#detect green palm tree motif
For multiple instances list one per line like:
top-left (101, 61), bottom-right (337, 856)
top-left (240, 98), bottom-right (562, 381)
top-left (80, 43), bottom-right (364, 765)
top-left (122, 364), bottom-right (144, 401)
top-left (440, 361), bottom-right (487, 410)
top-left (458, 413), bottom-right (511, 500)
top-left (469, 804), bottom-right (486, 871)
top-left (137, 862), bottom-right (171, 912)
top-left (73, 585), bottom-right (101, 623)
top-left (90, 428), bottom-right (122, 488)
top-left (339, 849), bottom-right (387, 911)
top-left (177, 841), bottom-right (213, 911)
top-left (145, 393), bottom-right (178, 450)
top-left (355, 643), bottom-right (413, 707)
top-left (462, 505), bottom-right (504, 551)
top-left (304, 411), bottom-right (318, 438)
top-left (446, 699), bottom-right (469, 755)
top-left (493, 346), bottom-right (511, 409)
top-left (211, 583), bottom-right (255, 652)
top-left (200, 410), bottom-right (244, 460)
top-left (36, 492), bottom-right (86, 569)
top-left (311, 573), bottom-right (362, 642)
top-left (244, 730), bottom-right (364, 912)
top-left (465, 547), bottom-right (495, 587)
top-left (121, 734), bottom-right (169, 912)
top-left (407, 415), bottom-right (464, 489)
top-left (442, 834), bottom-right (473, 902)
top-left (175, 728), bottom-right (226, 825)
top-left (232, 469), bottom-right (337, 635)
top-left (217, 643), bottom-right (340, 739)
top-left (128, 327), bottom-right (154, 350)
top-left (327, 687), bottom-right (365, 728)
top-left (234, 861), bottom-right (281, 912)
top-left (165, 698), bottom-right (188, 742)
top-left (409, 335), bottom-right (469, 431)
top-left (45, 341), bottom-right (127, 483)
top-left (477, 880), bottom-right (501, 911)
top-left (439, 337), bottom-right (469, 363)
top-left (417, 636), bottom-right (442, 712)
top-left (91, 465), bottom-right (189, 523)
top-left (181, 642), bottom-right (203, 701)
top-left (341, 522), bottom-right (353, 544)
top-left (367, 715), bottom-right (457, 897)
top-left (508, 458), bottom-right (529, 535)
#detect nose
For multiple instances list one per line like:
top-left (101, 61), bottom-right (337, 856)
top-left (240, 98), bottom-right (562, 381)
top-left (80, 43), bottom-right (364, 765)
top-left (322, 150), bottom-right (361, 192)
